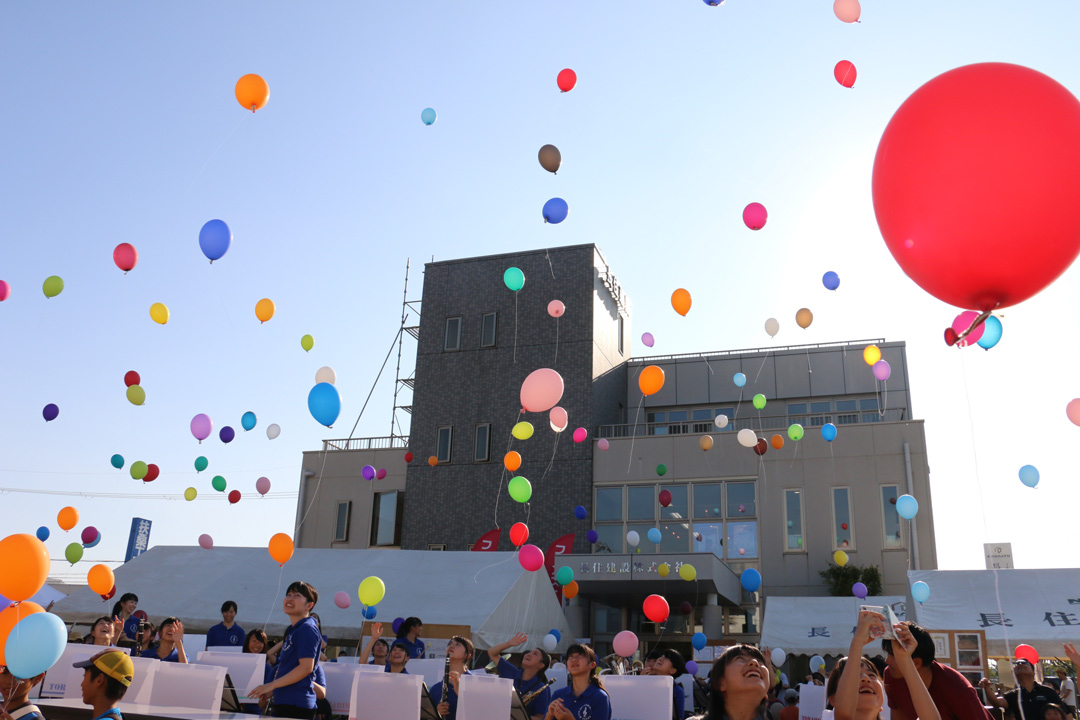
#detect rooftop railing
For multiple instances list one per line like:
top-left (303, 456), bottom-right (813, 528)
top-left (628, 338), bottom-right (888, 364)
top-left (321, 436), bottom-right (410, 451)
top-left (598, 407), bottom-right (907, 438)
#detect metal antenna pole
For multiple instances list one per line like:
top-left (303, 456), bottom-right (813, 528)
top-left (390, 259), bottom-right (411, 438)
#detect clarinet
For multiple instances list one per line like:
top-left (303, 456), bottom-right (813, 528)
top-left (521, 678), bottom-right (556, 706)
top-left (135, 621), bottom-right (148, 655)
top-left (440, 654), bottom-right (451, 709)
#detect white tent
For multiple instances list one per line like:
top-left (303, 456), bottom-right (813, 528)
top-left (760, 596), bottom-right (907, 656)
top-left (50, 546), bottom-right (573, 651)
top-left (909, 568), bottom-right (1080, 658)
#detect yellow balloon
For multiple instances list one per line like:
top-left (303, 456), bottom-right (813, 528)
top-left (358, 576), bottom-right (386, 606)
top-left (863, 345), bottom-right (881, 366)
top-left (184, 487), bottom-right (197, 502)
top-left (795, 308), bottom-right (813, 329)
top-left (126, 385), bottom-right (146, 406)
top-left (255, 298), bottom-right (275, 323)
top-left (834, 550), bottom-right (848, 567)
top-left (658, 563), bottom-right (670, 578)
top-left (512, 421), bottom-right (534, 440)
top-left (149, 302), bottom-right (170, 325)
top-left (679, 563), bottom-right (697, 581)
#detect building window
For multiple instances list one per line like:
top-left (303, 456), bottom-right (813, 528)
top-left (726, 521), bottom-right (758, 559)
top-left (474, 423), bottom-right (491, 462)
top-left (481, 312), bottom-right (497, 348)
top-left (861, 398), bottom-right (881, 423)
top-left (436, 426), bottom-right (453, 464)
top-left (627, 486), bottom-right (655, 521)
top-left (334, 501), bottom-right (351, 542)
top-left (787, 403), bottom-right (807, 415)
top-left (727, 482), bottom-right (756, 518)
top-left (444, 316), bottom-right (461, 351)
top-left (832, 486), bottom-right (854, 550)
top-left (809, 401), bottom-right (832, 426)
top-left (618, 315), bottom-right (624, 355)
top-left (882, 485), bottom-right (903, 548)
top-left (784, 489), bottom-right (804, 551)
top-left (836, 399), bottom-right (859, 425)
top-left (659, 485), bottom-right (690, 552)
top-left (593, 525), bottom-right (623, 554)
top-left (428, 543), bottom-right (446, 551)
top-left (693, 484), bottom-right (723, 520)
top-left (371, 491), bottom-right (403, 546)
top-left (693, 522), bottom-right (723, 556)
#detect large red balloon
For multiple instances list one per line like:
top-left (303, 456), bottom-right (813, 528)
top-left (874, 63), bottom-right (1080, 310)
top-left (834, 60), bottom-right (856, 88)
top-left (643, 594), bottom-right (670, 623)
top-left (113, 243), bottom-right (138, 272)
top-left (557, 69), bottom-right (577, 93)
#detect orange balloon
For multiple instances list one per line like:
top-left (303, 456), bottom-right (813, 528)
top-left (504, 451), bottom-right (522, 472)
top-left (770, 434), bottom-right (785, 450)
top-left (87, 564), bottom-right (115, 596)
top-left (255, 298), bottom-right (276, 323)
top-left (0, 534), bottom-right (51, 602)
top-left (268, 533), bottom-right (294, 565)
top-left (428, 455), bottom-right (438, 467)
top-left (638, 365), bottom-right (665, 396)
top-left (563, 581), bottom-right (579, 600)
top-left (671, 288), bottom-right (692, 316)
top-left (0, 601), bottom-right (44, 666)
top-left (58, 506), bottom-right (78, 531)
top-left (235, 74), bottom-right (270, 112)
top-left (796, 308), bottom-right (813, 329)
top-left (699, 435), bottom-right (714, 451)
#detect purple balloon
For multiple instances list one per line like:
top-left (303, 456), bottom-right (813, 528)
top-left (376, 468), bottom-right (387, 480)
top-left (219, 426), bottom-right (235, 443)
top-left (392, 617), bottom-right (405, 635)
top-left (587, 530), bottom-right (599, 544)
top-left (43, 403), bottom-right (59, 422)
top-left (873, 360), bottom-right (891, 381)
top-left (198, 533), bottom-right (214, 550)
top-left (362, 465), bottom-right (375, 480)
top-left (641, 332), bottom-right (655, 348)
top-left (853, 582), bottom-right (869, 599)
top-left (191, 413), bottom-right (213, 442)
top-left (81, 526), bottom-right (99, 545)
top-left (686, 660), bottom-right (699, 675)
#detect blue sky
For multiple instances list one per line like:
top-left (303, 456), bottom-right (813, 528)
top-left (2, 1), bottom-right (1079, 583)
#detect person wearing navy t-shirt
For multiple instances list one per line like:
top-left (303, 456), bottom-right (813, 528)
top-left (0, 663), bottom-right (47, 720)
top-left (109, 593), bottom-right (139, 643)
top-left (395, 616), bottom-right (426, 659)
top-left (251, 581), bottom-right (322, 719)
top-left (546, 644), bottom-right (611, 720)
top-left (652, 648), bottom-right (687, 719)
top-left (206, 600), bottom-right (246, 648)
top-left (431, 636), bottom-right (475, 720)
top-left (140, 617), bottom-right (188, 663)
top-left (240, 628), bottom-right (273, 715)
top-left (487, 631), bottom-right (553, 720)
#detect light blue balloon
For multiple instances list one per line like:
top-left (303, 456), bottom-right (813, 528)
top-left (549, 629), bottom-right (562, 642)
top-left (911, 581), bottom-right (930, 604)
top-left (1019, 464), bottom-right (1039, 488)
top-left (36, 526), bottom-right (50, 542)
top-left (692, 632), bottom-right (707, 651)
top-left (420, 107), bottom-right (437, 126)
top-left (977, 316), bottom-right (1003, 350)
top-left (647, 528), bottom-right (662, 544)
top-left (5, 611), bottom-right (67, 679)
top-left (542, 197), bottom-right (569, 224)
top-left (199, 219), bottom-right (232, 262)
top-left (308, 382), bottom-right (342, 427)
top-left (733, 372), bottom-right (747, 388)
top-left (83, 531), bottom-right (102, 549)
top-left (896, 494), bottom-right (919, 520)
top-left (821, 423), bottom-right (837, 442)
top-left (741, 568), bottom-right (762, 592)
top-left (241, 411), bottom-right (257, 431)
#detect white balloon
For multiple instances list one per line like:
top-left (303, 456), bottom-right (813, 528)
top-left (626, 531), bottom-right (640, 547)
top-left (714, 414), bottom-right (729, 429)
top-left (737, 428), bottom-right (758, 448)
top-left (266, 423), bottom-right (281, 440)
top-left (771, 648), bottom-right (787, 667)
top-left (764, 317), bottom-right (779, 337)
top-left (315, 366), bottom-right (337, 385)
top-left (810, 655), bottom-right (825, 672)
top-left (543, 633), bottom-right (558, 652)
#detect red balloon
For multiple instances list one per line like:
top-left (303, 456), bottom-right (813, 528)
top-left (228, 490), bottom-right (241, 504)
top-left (1015, 644), bottom-right (1039, 665)
top-left (510, 522), bottom-right (529, 547)
top-left (404, 452), bottom-right (414, 463)
top-left (658, 490), bottom-right (672, 507)
top-left (679, 601), bottom-right (693, 615)
top-left (874, 63), bottom-right (1080, 310)
top-left (143, 463), bottom-right (160, 482)
top-left (643, 594), bottom-right (670, 623)
top-left (557, 68), bottom-right (577, 93)
top-left (834, 60), bottom-right (857, 88)
top-left (841, 523), bottom-right (848, 531)
top-left (113, 243), bottom-right (138, 272)
top-left (101, 585), bottom-right (116, 601)
top-left (753, 438), bottom-right (768, 456)
top-left (124, 370), bottom-right (140, 387)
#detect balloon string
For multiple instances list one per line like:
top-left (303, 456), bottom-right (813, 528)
top-left (294, 449), bottom-right (330, 534)
top-left (753, 351), bottom-right (770, 383)
top-left (806, 347), bottom-right (813, 374)
top-left (541, 433), bottom-right (560, 482)
top-left (494, 410), bottom-right (523, 530)
top-left (186, 113), bottom-right (250, 194)
top-left (789, 435), bottom-right (799, 469)
top-left (472, 552), bottom-right (518, 584)
top-left (627, 395), bottom-right (644, 474)
top-left (734, 389), bottom-right (743, 419)
top-left (554, 317), bottom-right (559, 366)
top-left (513, 293), bottom-right (519, 364)
top-left (262, 563), bottom-right (285, 634)
top-left (879, 379), bottom-right (888, 418)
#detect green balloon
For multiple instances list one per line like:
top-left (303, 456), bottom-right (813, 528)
top-left (788, 423), bottom-right (804, 441)
top-left (556, 566), bottom-right (574, 585)
top-left (656, 464), bottom-right (667, 477)
top-left (503, 267), bottom-right (525, 292)
top-left (301, 334), bottom-right (314, 352)
top-left (65, 542), bottom-right (83, 565)
top-left (42, 275), bottom-right (64, 298)
top-left (194, 456), bottom-right (208, 473)
top-left (130, 461), bottom-right (148, 480)
top-left (212, 475), bottom-right (227, 492)
top-left (508, 476), bottom-right (532, 503)
top-left (797, 537), bottom-right (803, 547)
top-left (753, 393), bottom-right (766, 410)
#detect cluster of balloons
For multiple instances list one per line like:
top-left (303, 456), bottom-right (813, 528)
top-left (543, 629), bottom-right (561, 652)
top-left (0, 534), bottom-right (67, 677)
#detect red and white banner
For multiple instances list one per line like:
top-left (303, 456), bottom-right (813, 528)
top-left (472, 528), bottom-right (501, 552)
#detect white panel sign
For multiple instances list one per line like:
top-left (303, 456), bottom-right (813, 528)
top-left (406, 658), bottom-right (448, 691)
top-left (604, 675), bottom-right (672, 720)
top-left (148, 661), bottom-right (226, 714)
top-left (322, 663), bottom-right (367, 715)
top-left (195, 651), bottom-right (266, 699)
top-left (984, 543), bottom-right (1014, 570)
top-left (350, 670), bottom-right (423, 720)
top-left (40, 644), bottom-right (130, 699)
top-left (458, 673), bottom-right (513, 720)
top-left (799, 683), bottom-right (827, 720)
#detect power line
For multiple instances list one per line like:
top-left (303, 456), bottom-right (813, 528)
top-left (0, 487), bottom-right (297, 501)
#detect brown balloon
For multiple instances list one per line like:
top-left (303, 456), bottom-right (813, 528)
top-left (796, 308), bottom-right (813, 329)
top-left (538, 144), bottom-right (562, 174)
top-left (753, 438), bottom-right (768, 456)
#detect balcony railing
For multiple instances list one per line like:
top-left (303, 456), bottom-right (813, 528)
top-left (598, 408), bottom-right (907, 438)
top-left (322, 436), bottom-right (410, 451)
top-left (627, 338), bottom-right (887, 364)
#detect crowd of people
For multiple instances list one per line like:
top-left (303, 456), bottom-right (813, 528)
top-left (1, 586), bottom-right (1077, 720)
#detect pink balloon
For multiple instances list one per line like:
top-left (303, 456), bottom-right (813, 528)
top-left (334, 591), bottom-right (351, 609)
top-left (256, 477), bottom-right (271, 495)
top-left (833, 0), bottom-right (861, 22)
top-left (198, 534), bottom-right (214, 550)
top-left (950, 311), bottom-right (985, 347)
top-left (641, 332), bottom-right (654, 347)
top-left (547, 300), bottom-right (565, 318)
top-left (0, 280), bottom-right (10, 302)
top-left (190, 413), bottom-right (213, 442)
top-left (613, 630), bottom-right (639, 658)
top-left (520, 368), bottom-right (564, 413)
top-left (834, 60), bottom-right (857, 88)
top-left (743, 202), bottom-right (767, 230)
top-left (376, 468), bottom-right (387, 480)
top-left (549, 407), bottom-right (568, 433)
top-left (1067, 399), bottom-right (1080, 427)
top-left (873, 360), bottom-right (891, 381)
top-left (573, 427), bottom-right (587, 443)
top-left (597, 438), bottom-right (610, 451)
top-left (518, 544), bottom-right (545, 572)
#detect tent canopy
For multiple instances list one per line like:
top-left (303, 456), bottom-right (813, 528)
top-left (50, 546), bottom-right (572, 651)
top-left (760, 596), bottom-right (907, 657)
top-left (909, 568), bottom-right (1080, 658)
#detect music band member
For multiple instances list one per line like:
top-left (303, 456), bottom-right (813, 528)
top-left (487, 632), bottom-right (553, 720)
top-left (546, 644), bottom-right (611, 720)
top-left (431, 636), bottom-right (474, 720)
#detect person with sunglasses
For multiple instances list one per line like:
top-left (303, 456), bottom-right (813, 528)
top-left (982, 658), bottom-right (1066, 720)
